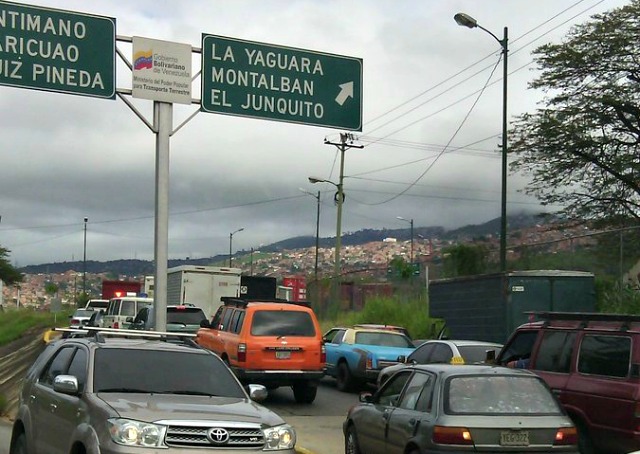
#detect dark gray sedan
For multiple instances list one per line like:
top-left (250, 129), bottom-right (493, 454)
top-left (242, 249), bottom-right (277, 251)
top-left (344, 364), bottom-right (578, 454)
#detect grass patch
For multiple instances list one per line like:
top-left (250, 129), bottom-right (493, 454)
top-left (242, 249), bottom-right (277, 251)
top-left (319, 297), bottom-right (444, 340)
top-left (0, 308), bottom-right (71, 346)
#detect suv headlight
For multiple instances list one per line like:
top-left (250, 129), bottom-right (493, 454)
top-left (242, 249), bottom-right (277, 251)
top-left (107, 418), bottom-right (167, 447)
top-left (263, 424), bottom-right (296, 451)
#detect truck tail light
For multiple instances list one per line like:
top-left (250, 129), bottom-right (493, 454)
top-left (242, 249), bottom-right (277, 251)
top-left (432, 426), bottom-right (473, 445)
top-left (70, 319), bottom-right (79, 326)
top-left (238, 343), bottom-right (247, 362)
top-left (321, 343), bottom-right (326, 363)
top-left (114, 322), bottom-right (119, 329)
top-left (366, 356), bottom-right (373, 370)
top-left (554, 427), bottom-right (578, 445)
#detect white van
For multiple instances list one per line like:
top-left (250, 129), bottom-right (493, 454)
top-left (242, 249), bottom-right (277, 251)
top-left (102, 296), bottom-right (153, 329)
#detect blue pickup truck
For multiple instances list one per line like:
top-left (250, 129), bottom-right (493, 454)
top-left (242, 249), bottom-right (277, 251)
top-left (323, 327), bottom-right (415, 392)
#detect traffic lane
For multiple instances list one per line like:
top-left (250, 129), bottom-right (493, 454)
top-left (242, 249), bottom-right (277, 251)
top-left (0, 419), bottom-right (10, 454)
top-left (262, 376), bottom-right (363, 416)
top-left (261, 377), bottom-right (368, 454)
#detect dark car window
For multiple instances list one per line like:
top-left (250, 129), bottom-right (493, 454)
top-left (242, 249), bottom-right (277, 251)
top-left (67, 348), bottom-right (88, 392)
top-left (231, 310), bottom-right (245, 334)
top-left (220, 307), bottom-right (234, 331)
top-left (398, 371), bottom-right (433, 411)
top-left (457, 345), bottom-right (501, 364)
top-left (107, 300), bottom-right (120, 316)
top-left (251, 310), bottom-right (316, 336)
top-left (499, 330), bottom-right (539, 365)
top-left (167, 308), bottom-right (207, 325)
top-left (210, 306), bottom-right (224, 329)
top-left (120, 300), bottom-right (137, 317)
top-left (133, 307), bottom-right (149, 324)
top-left (94, 349), bottom-right (245, 397)
top-left (535, 331), bottom-right (576, 373)
top-left (408, 343), bottom-right (435, 363)
top-left (354, 332), bottom-right (413, 348)
top-left (415, 372), bottom-right (436, 413)
top-left (429, 343), bottom-right (453, 363)
top-left (330, 329), bottom-right (346, 344)
top-left (377, 370), bottom-right (412, 407)
top-left (40, 346), bottom-right (75, 387)
top-left (578, 334), bottom-right (631, 378)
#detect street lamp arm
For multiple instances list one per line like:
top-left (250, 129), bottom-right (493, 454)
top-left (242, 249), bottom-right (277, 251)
top-left (308, 176), bottom-right (339, 189)
top-left (454, 12), bottom-right (505, 49)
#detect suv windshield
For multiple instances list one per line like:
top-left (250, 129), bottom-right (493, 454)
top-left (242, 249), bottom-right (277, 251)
top-left (250, 310), bottom-right (316, 337)
top-left (94, 349), bottom-right (245, 397)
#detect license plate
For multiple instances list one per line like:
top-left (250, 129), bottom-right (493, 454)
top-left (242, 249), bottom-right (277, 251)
top-left (275, 351), bottom-right (291, 359)
top-left (500, 431), bottom-right (529, 446)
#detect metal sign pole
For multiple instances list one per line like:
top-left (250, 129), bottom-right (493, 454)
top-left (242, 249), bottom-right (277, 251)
top-left (153, 101), bottom-right (172, 332)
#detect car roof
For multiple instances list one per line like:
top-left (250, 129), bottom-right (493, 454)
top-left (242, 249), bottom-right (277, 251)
top-left (410, 363), bottom-right (535, 377)
top-left (424, 339), bottom-right (503, 347)
top-left (57, 333), bottom-right (205, 354)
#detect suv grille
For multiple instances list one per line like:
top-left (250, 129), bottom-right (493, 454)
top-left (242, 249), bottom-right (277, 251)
top-left (166, 424), bottom-right (264, 448)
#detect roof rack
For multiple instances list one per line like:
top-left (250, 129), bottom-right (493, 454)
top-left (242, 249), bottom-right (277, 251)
top-left (526, 311), bottom-right (640, 323)
top-left (221, 297), bottom-right (311, 308)
top-left (54, 326), bottom-right (197, 343)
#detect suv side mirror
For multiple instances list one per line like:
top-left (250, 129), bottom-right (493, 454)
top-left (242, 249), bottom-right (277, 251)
top-left (397, 355), bottom-right (407, 363)
top-left (200, 319), bottom-right (211, 328)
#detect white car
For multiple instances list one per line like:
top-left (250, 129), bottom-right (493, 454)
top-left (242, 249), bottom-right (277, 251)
top-left (377, 339), bottom-right (503, 386)
top-left (68, 308), bottom-right (95, 328)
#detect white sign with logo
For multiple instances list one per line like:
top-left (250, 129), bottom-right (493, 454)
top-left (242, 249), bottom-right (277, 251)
top-left (132, 36), bottom-right (192, 104)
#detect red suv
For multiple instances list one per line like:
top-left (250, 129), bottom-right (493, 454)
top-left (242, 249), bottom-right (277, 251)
top-left (496, 311), bottom-right (640, 454)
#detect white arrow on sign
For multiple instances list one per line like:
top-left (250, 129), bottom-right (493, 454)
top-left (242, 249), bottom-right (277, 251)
top-left (335, 81), bottom-right (354, 106)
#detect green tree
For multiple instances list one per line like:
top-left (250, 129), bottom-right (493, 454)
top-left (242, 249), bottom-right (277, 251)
top-left (0, 246), bottom-right (23, 286)
top-left (509, 1), bottom-right (640, 224)
top-left (442, 244), bottom-right (489, 277)
top-left (387, 256), bottom-right (415, 279)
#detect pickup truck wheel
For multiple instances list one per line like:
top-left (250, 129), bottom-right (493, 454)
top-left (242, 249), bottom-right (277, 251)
top-left (345, 424), bottom-right (361, 454)
top-left (336, 362), bottom-right (354, 392)
top-left (10, 433), bottom-right (27, 454)
top-left (293, 383), bottom-right (317, 404)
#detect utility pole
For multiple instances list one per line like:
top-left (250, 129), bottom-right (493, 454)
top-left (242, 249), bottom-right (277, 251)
top-left (323, 133), bottom-right (363, 314)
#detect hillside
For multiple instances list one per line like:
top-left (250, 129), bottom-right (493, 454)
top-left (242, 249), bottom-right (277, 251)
top-left (18, 212), bottom-right (550, 276)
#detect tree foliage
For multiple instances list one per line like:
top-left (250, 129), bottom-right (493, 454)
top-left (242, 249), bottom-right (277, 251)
top-left (0, 246), bottom-right (23, 286)
top-left (509, 1), bottom-right (640, 224)
top-left (442, 244), bottom-right (489, 277)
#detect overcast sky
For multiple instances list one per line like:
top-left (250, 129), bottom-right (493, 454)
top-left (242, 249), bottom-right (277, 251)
top-left (0, 0), bottom-right (628, 266)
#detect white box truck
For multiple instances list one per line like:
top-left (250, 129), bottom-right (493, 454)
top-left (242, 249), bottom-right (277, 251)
top-left (167, 265), bottom-right (242, 318)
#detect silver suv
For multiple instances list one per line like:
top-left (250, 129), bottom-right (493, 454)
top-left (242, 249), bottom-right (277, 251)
top-left (9, 328), bottom-right (296, 453)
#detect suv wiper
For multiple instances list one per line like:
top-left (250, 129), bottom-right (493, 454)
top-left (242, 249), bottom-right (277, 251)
top-left (97, 388), bottom-right (149, 393)
top-left (160, 390), bottom-right (218, 396)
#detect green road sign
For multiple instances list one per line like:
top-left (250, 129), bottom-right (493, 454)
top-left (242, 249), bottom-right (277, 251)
top-left (201, 34), bottom-right (362, 130)
top-left (0, 1), bottom-right (116, 98)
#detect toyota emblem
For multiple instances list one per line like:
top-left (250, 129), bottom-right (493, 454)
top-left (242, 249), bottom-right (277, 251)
top-left (207, 427), bottom-right (230, 445)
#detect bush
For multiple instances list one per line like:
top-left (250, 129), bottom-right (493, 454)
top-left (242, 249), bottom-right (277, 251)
top-left (320, 296), bottom-right (444, 340)
top-left (0, 308), bottom-right (71, 346)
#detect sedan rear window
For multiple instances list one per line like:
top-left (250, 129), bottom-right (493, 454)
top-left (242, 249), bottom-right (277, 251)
top-left (250, 310), bottom-right (316, 336)
top-left (167, 308), bottom-right (207, 325)
top-left (94, 349), bottom-right (245, 398)
top-left (445, 375), bottom-right (562, 415)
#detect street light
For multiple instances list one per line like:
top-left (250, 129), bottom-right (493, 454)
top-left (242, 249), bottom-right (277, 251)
top-left (455, 12), bottom-right (508, 272)
top-left (309, 176), bottom-right (343, 310)
top-left (83, 217), bottom-right (88, 295)
top-left (299, 188), bottom-right (321, 285)
top-left (229, 228), bottom-right (244, 267)
top-left (396, 216), bottom-right (414, 263)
